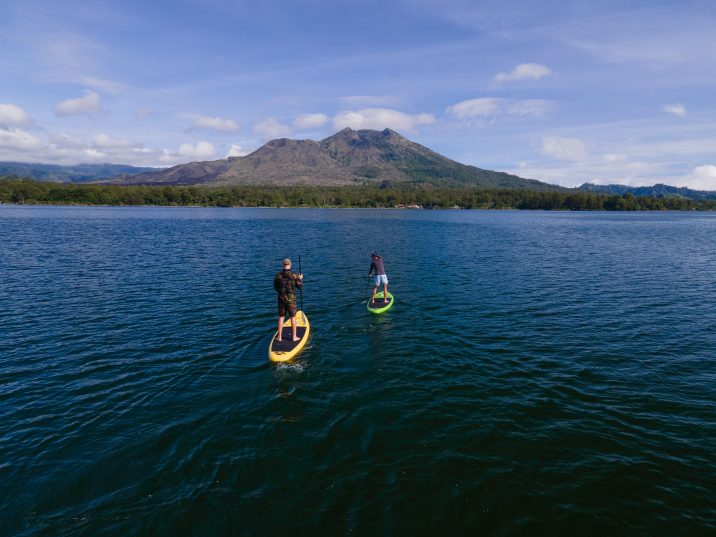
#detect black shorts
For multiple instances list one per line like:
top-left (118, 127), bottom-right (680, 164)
top-left (278, 298), bottom-right (297, 317)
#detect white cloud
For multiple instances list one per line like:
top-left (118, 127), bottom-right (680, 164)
top-left (333, 108), bottom-right (435, 132)
top-left (46, 132), bottom-right (151, 164)
top-left (39, 33), bottom-right (108, 77)
top-left (0, 128), bottom-right (43, 151)
top-left (506, 99), bottom-right (553, 118)
top-left (0, 104), bottom-right (31, 127)
top-left (55, 90), bottom-right (101, 117)
top-left (94, 133), bottom-right (136, 148)
top-left (540, 136), bottom-right (587, 161)
top-left (293, 113), bottom-right (328, 129)
top-left (446, 97), bottom-right (552, 124)
top-left (158, 149), bottom-right (175, 164)
top-left (82, 148), bottom-right (105, 159)
top-left (663, 103), bottom-right (686, 117)
top-left (683, 164), bottom-right (716, 190)
top-left (446, 98), bottom-right (502, 119)
top-left (603, 153), bottom-right (626, 163)
top-left (253, 118), bottom-right (292, 139)
top-left (192, 115), bottom-right (238, 132)
top-left (80, 76), bottom-right (128, 94)
top-left (49, 132), bottom-right (86, 149)
top-left (563, 17), bottom-right (716, 67)
top-left (0, 124), bottom-right (218, 167)
top-left (178, 141), bottom-right (215, 159)
top-left (494, 63), bottom-right (552, 83)
top-left (497, 117), bottom-right (716, 188)
top-left (226, 144), bottom-right (250, 157)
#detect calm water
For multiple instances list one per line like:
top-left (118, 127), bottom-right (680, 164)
top-left (1, 206), bottom-right (715, 536)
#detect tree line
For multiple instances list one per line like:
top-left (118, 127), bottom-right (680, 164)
top-left (1, 177), bottom-right (714, 211)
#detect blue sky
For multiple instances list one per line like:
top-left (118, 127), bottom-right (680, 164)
top-left (1, 0), bottom-right (715, 188)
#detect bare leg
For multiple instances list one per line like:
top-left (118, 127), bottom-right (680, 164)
top-left (291, 314), bottom-right (299, 341)
top-left (371, 285), bottom-right (378, 304)
top-left (277, 315), bottom-right (284, 341)
top-left (383, 282), bottom-right (388, 303)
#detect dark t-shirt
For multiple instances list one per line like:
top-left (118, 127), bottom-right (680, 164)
top-left (369, 257), bottom-right (386, 276)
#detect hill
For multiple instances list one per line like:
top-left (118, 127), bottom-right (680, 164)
top-left (116, 128), bottom-right (561, 191)
top-left (578, 182), bottom-right (716, 200)
top-left (0, 162), bottom-right (158, 183)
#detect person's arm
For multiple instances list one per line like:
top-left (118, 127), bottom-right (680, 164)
top-left (368, 262), bottom-right (374, 276)
top-left (295, 273), bottom-right (303, 289)
top-left (274, 273), bottom-right (281, 293)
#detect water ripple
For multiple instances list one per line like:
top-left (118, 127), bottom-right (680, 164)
top-left (0, 207), bottom-right (714, 536)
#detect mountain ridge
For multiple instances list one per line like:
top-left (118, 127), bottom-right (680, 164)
top-left (0, 162), bottom-right (158, 183)
top-left (114, 128), bottom-right (562, 191)
top-left (4, 133), bottom-right (714, 197)
top-left (578, 182), bottom-right (716, 200)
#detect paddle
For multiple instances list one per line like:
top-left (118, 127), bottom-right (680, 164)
top-left (298, 255), bottom-right (303, 312)
top-left (364, 274), bottom-right (370, 301)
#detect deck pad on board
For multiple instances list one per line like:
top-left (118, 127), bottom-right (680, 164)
top-left (270, 326), bottom-right (307, 353)
top-left (367, 291), bottom-right (395, 314)
top-left (268, 310), bottom-right (310, 362)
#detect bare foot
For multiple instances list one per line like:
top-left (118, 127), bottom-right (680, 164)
top-left (277, 338), bottom-right (282, 342)
top-left (292, 336), bottom-right (300, 342)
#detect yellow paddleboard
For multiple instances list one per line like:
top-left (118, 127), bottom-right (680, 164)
top-left (268, 310), bottom-right (310, 362)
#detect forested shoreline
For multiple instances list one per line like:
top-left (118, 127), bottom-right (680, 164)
top-left (1, 177), bottom-right (714, 211)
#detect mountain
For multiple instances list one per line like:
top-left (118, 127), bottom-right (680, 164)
top-left (0, 162), bottom-right (158, 183)
top-left (578, 182), bottom-right (716, 200)
top-left (116, 128), bottom-right (561, 190)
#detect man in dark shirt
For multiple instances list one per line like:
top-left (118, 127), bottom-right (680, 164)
top-left (368, 252), bottom-right (389, 304)
top-left (274, 258), bottom-right (303, 341)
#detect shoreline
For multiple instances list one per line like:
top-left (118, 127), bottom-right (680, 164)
top-left (2, 178), bottom-right (714, 211)
top-left (0, 202), bottom-right (712, 213)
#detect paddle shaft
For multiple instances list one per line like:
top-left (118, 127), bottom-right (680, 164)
top-left (298, 255), bottom-right (303, 312)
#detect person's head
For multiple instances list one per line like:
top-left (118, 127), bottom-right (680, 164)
top-left (371, 251), bottom-right (379, 259)
top-left (283, 258), bottom-right (291, 270)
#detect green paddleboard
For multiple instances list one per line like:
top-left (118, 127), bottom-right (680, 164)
top-left (367, 291), bottom-right (394, 314)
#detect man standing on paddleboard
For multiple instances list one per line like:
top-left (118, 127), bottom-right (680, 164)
top-left (368, 252), bottom-right (389, 304)
top-left (274, 258), bottom-right (303, 342)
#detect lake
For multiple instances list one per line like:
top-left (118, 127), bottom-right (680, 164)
top-left (1, 206), bottom-right (714, 536)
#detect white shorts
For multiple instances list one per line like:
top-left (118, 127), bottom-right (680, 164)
top-left (375, 274), bottom-right (388, 286)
